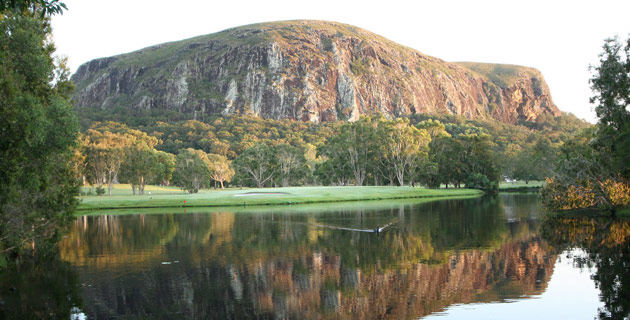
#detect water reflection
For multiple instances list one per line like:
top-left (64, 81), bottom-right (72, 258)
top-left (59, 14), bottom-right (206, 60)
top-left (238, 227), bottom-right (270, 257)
top-left (541, 216), bottom-right (630, 320)
top-left (51, 194), bottom-right (561, 318)
top-left (0, 256), bottom-right (84, 319)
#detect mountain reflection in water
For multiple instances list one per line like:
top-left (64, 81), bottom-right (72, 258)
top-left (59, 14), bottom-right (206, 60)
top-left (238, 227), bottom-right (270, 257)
top-left (53, 195), bottom-right (556, 319)
top-left (3, 194), bottom-right (627, 319)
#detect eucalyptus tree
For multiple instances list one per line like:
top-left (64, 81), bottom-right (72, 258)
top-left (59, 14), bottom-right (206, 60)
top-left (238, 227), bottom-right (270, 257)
top-left (276, 144), bottom-right (308, 187)
top-left (85, 128), bottom-right (157, 195)
top-left (119, 131), bottom-right (160, 195)
top-left (154, 151), bottom-right (176, 186)
top-left (376, 118), bottom-right (431, 186)
top-left (207, 153), bottom-right (235, 189)
top-left (121, 146), bottom-right (159, 195)
top-left (173, 148), bottom-right (211, 193)
top-left (233, 143), bottom-right (277, 188)
top-left (319, 117), bottom-right (376, 186)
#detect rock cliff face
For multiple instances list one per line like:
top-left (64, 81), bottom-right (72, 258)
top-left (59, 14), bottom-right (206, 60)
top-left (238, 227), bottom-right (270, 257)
top-left (72, 20), bottom-right (561, 124)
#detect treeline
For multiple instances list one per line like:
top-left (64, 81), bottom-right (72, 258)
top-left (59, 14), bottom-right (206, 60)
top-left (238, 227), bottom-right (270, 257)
top-left (76, 111), bottom-right (589, 193)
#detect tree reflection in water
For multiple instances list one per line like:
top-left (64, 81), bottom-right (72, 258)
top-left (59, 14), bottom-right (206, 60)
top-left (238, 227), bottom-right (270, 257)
top-left (0, 255), bottom-right (84, 319)
top-left (541, 216), bottom-right (630, 320)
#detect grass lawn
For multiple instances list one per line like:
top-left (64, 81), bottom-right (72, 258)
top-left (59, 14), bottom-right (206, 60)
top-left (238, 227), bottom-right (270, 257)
top-left (77, 185), bottom-right (484, 212)
top-left (80, 184), bottom-right (185, 196)
top-left (76, 194), bottom-right (484, 216)
top-left (498, 181), bottom-right (544, 189)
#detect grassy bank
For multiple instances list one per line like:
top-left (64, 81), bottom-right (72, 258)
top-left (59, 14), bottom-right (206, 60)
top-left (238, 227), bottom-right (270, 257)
top-left (76, 185), bottom-right (483, 211)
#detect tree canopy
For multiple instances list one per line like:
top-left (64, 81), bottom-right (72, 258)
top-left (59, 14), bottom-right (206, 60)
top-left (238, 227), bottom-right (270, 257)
top-left (0, 0), bottom-right (77, 262)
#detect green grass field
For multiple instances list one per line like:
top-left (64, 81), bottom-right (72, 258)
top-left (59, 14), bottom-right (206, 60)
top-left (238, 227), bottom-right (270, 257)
top-left (77, 185), bottom-right (483, 211)
top-left (498, 181), bottom-right (544, 189)
top-left (76, 194), bottom-right (484, 216)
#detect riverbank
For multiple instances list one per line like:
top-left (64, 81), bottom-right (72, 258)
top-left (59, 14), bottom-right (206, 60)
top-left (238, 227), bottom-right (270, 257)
top-left (76, 186), bottom-right (483, 212)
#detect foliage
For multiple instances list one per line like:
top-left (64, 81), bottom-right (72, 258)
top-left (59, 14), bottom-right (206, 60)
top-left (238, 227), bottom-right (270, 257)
top-left (120, 145), bottom-right (160, 195)
top-left (276, 144), bottom-right (309, 187)
top-left (376, 118), bottom-right (430, 186)
top-left (512, 136), bottom-right (555, 183)
top-left (232, 143), bottom-right (277, 188)
top-left (350, 57), bottom-right (370, 76)
top-left (541, 36), bottom-right (630, 214)
top-left (589, 36), bottom-right (630, 178)
top-left (84, 125), bottom-right (158, 195)
top-left (0, 0), bottom-right (66, 17)
top-left (320, 117), bottom-right (376, 186)
top-left (207, 153), bottom-right (234, 189)
top-left (0, 11), bottom-right (79, 260)
top-left (172, 148), bottom-right (211, 193)
top-left (153, 150), bottom-right (176, 186)
top-left (464, 173), bottom-right (497, 192)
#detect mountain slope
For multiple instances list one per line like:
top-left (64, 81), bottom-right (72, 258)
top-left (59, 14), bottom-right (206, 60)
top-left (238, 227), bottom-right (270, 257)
top-left (71, 20), bottom-right (561, 124)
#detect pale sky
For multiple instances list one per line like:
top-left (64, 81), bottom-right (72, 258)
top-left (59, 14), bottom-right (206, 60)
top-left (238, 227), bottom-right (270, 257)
top-left (51, 0), bottom-right (630, 123)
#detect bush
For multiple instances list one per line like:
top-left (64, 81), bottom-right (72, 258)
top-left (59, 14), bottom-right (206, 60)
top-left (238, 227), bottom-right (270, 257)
top-left (541, 177), bottom-right (630, 212)
top-left (464, 173), bottom-right (497, 192)
top-left (95, 187), bottom-right (106, 196)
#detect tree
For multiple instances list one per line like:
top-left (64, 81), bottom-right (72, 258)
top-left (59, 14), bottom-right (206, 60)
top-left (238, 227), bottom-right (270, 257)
top-left (319, 117), bottom-right (376, 186)
top-left (173, 149), bottom-right (211, 193)
top-left (541, 130), bottom-right (630, 214)
top-left (420, 121), bottom-right (453, 188)
top-left (542, 36), bottom-right (630, 215)
top-left (0, 0), bottom-right (67, 17)
top-left (207, 153), bottom-right (234, 189)
top-left (513, 137), bottom-right (556, 184)
top-left (233, 144), bottom-right (276, 188)
top-left (275, 144), bottom-right (308, 187)
top-left (119, 131), bottom-right (160, 195)
top-left (84, 130), bottom-right (131, 195)
top-left (589, 36), bottom-right (630, 178)
top-left (376, 118), bottom-right (431, 186)
top-left (120, 146), bottom-right (159, 195)
top-left (316, 139), bottom-right (352, 186)
top-left (0, 2), bottom-right (78, 260)
top-left (153, 151), bottom-right (176, 186)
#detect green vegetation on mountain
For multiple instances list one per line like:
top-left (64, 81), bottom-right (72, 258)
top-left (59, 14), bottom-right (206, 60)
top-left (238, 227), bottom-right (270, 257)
top-left (457, 62), bottom-right (543, 88)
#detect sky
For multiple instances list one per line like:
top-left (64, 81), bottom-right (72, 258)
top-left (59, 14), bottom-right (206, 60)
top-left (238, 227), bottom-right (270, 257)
top-left (51, 0), bottom-right (630, 123)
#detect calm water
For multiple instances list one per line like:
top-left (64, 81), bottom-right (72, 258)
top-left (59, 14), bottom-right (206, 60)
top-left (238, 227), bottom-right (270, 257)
top-left (2, 194), bottom-right (629, 319)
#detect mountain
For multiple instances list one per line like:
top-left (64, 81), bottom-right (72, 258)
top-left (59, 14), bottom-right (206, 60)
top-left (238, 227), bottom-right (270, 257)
top-left (71, 20), bottom-right (561, 124)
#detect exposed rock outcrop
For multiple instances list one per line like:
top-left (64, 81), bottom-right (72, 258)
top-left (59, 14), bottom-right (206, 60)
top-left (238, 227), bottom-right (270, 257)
top-left (72, 20), bottom-right (561, 124)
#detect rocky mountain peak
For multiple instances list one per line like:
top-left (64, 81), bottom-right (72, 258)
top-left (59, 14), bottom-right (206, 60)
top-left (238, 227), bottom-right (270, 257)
top-left (72, 20), bottom-right (561, 124)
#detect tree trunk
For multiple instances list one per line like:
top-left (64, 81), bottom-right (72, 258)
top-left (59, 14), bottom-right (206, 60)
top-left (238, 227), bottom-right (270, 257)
top-left (220, 180), bottom-right (224, 189)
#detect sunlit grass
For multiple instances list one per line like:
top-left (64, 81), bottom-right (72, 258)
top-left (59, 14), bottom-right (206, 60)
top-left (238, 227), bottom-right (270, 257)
top-left (77, 185), bottom-right (483, 212)
top-left (498, 181), bottom-right (544, 189)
